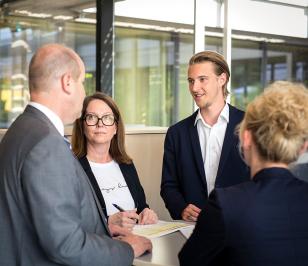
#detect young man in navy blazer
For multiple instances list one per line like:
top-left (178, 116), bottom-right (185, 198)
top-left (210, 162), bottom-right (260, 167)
top-left (160, 51), bottom-right (250, 221)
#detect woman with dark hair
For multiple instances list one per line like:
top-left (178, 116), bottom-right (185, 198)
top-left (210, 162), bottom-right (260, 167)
top-left (72, 92), bottom-right (158, 230)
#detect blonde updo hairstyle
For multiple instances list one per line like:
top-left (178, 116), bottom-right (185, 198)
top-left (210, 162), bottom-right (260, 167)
top-left (239, 81), bottom-right (308, 164)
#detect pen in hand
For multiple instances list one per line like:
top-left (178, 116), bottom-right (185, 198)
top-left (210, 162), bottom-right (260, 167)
top-left (112, 203), bottom-right (139, 223)
top-left (112, 203), bottom-right (125, 212)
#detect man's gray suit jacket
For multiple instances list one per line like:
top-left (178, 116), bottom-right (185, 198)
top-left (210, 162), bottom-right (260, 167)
top-left (0, 105), bottom-right (133, 266)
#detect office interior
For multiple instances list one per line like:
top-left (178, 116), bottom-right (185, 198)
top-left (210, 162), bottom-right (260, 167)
top-left (0, 0), bottom-right (308, 220)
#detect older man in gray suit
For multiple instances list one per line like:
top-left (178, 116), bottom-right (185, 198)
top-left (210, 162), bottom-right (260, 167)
top-left (0, 44), bottom-right (151, 266)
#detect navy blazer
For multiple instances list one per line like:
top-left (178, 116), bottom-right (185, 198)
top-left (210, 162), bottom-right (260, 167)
top-left (79, 156), bottom-right (149, 217)
top-left (179, 168), bottom-right (308, 266)
top-left (160, 104), bottom-right (250, 219)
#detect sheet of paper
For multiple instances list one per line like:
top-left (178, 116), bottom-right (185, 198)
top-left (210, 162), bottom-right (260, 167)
top-left (133, 220), bottom-right (194, 239)
top-left (180, 225), bottom-right (195, 239)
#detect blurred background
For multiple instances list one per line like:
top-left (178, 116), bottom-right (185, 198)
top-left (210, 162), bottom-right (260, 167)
top-left (0, 0), bottom-right (307, 128)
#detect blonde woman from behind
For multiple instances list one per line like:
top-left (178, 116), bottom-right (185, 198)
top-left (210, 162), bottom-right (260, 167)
top-left (179, 81), bottom-right (308, 266)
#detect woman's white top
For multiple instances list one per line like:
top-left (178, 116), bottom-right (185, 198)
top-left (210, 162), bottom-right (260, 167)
top-left (89, 160), bottom-right (135, 215)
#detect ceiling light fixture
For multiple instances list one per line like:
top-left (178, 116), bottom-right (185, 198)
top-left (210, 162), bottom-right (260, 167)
top-left (82, 7), bottom-right (96, 13)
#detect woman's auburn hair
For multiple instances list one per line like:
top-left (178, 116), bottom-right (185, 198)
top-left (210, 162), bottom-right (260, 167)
top-left (71, 92), bottom-right (132, 164)
top-left (239, 81), bottom-right (308, 164)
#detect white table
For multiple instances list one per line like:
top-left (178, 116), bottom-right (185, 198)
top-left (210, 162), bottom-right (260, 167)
top-left (133, 230), bottom-right (187, 266)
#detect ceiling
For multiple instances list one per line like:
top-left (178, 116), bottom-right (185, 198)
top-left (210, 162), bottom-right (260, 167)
top-left (252, 0), bottom-right (308, 7)
top-left (269, 0), bottom-right (308, 7)
top-left (0, 0), bottom-right (96, 18)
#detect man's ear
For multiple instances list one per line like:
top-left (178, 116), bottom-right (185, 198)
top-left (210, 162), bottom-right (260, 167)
top-left (61, 73), bottom-right (72, 94)
top-left (218, 72), bottom-right (227, 87)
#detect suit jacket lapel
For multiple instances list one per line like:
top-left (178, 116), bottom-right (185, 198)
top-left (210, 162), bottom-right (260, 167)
top-left (79, 157), bottom-right (107, 214)
top-left (78, 156), bottom-right (111, 236)
top-left (216, 105), bottom-right (237, 181)
top-left (119, 164), bottom-right (138, 210)
top-left (85, 176), bottom-right (111, 236)
top-left (189, 112), bottom-right (208, 192)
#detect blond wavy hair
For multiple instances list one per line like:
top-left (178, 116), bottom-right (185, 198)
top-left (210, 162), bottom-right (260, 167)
top-left (239, 81), bottom-right (308, 164)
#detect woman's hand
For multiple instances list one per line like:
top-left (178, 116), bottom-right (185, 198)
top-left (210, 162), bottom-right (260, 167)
top-left (108, 210), bottom-right (139, 230)
top-left (138, 208), bottom-right (158, 225)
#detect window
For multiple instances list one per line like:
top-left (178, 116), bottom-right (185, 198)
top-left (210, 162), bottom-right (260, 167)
top-left (114, 27), bottom-right (194, 127)
top-left (0, 1), bottom-right (96, 128)
top-left (1, 0), bottom-right (308, 128)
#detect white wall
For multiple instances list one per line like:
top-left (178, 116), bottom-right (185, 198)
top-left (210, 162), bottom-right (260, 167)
top-left (125, 128), bottom-right (172, 221)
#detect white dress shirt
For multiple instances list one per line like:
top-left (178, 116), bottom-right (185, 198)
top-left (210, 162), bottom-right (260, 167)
top-left (28, 102), bottom-right (64, 136)
top-left (195, 104), bottom-right (229, 195)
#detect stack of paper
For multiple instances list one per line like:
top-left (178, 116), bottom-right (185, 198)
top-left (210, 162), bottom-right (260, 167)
top-left (133, 220), bottom-right (194, 239)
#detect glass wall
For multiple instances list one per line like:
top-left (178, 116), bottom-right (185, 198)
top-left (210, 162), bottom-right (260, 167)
top-left (114, 25), bottom-right (225, 126)
top-left (0, 2), bottom-right (96, 128)
top-left (114, 27), bottom-right (193, 127)
top-left (231, 37), bottom-right (308, 110)
top-left (113, 0), bottom-right (308, 124)
top-left (1, 0), bottom-right (308, 128)
top-left (114, 21), bottom-right (308, 122)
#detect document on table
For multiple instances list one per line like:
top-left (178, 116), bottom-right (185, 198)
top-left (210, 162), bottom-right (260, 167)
top-left (133, 220), bottom-right (194, 239)
top-left (179, 225), bottom-right (195, 239)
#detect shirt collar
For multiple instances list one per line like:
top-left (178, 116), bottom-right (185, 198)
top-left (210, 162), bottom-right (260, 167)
top-left (194, 103), bottom-right (229, 126)
top-left (28, 102), bottom-right (64, 136)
